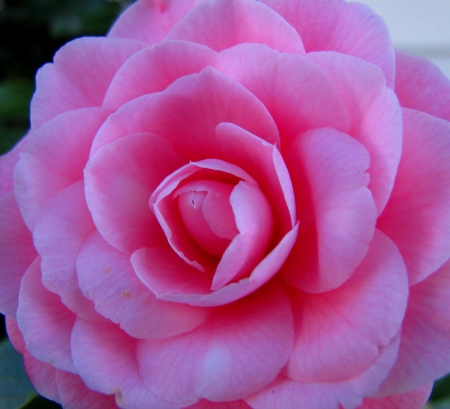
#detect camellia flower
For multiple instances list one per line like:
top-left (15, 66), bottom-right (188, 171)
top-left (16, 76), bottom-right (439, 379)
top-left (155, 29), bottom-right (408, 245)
top-left (1, 0), bottom-right (450, 408)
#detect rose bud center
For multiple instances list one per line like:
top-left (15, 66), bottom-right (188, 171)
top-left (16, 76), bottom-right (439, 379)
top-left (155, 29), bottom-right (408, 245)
top-left (174, 180), bottom-right (239, 258)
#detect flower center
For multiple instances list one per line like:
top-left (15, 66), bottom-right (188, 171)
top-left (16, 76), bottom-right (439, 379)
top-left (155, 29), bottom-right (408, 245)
top-left (174, 180), bottom-right (239, 258)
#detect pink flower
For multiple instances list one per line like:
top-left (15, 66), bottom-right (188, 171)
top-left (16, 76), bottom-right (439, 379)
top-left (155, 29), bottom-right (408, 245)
top-left (1, 0), bottom-right (450, 408)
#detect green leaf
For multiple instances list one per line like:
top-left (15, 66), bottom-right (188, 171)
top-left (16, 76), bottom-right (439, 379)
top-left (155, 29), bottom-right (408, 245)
top-left (0, 339), bottom-right (37, 409)
top-left (0, 79), bottom-right (34, 122)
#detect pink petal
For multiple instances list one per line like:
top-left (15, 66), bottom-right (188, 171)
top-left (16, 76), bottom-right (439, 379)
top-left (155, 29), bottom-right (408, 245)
top-left (282, 128), bottom-right (377, 293)
top-left (376, 258), bottom-right (450, 396)
top-left (72, 318), bottom-right (182, 409)
top-left (23, 351), bottom-right (60, 403)
top-left (246, 334), bottom-right (400, 409)
top-left (55, 370), bottom-right (119, 409)
top-left (17, 258), bottom-right (76, 373)
top-left (214, 123), bottom-right (296, 242)
top-left (0, 193), bottom-right (37, 318)
top-left (32, 181), bottom-right (100, 320)
top-left (6, 318), bottom-right (25, 354)
top-left (108, 0), bottom-right (204, 45)
top-left (215, 43), bottom-right (349, 148)
top-left (85, 132), bottom-right (186, 254)
top-left (137, 282), bottom-right (294, 403)
top-left (358, 383), bottom-right (432, 409)
top-left (104, 40), bottom-right (217, 111)
top-left (150, 159), bottom-right (257, 273)
top-left (285, 231), bottom-right (408, 383)
top-left (307, 51), bottom-right (402, 214)
top-left (261, 0), bottom-right (395, 87)
top-left (0, 134), bottom-right (28, 197)
top-left (212, 181), bottom-right (273, 289)
top-left (30, 37), bottom-right (145, 130)
top-left (175, 180), bottom-right (237, 257)
top-left (395, 51), bottom-right (450, 122)
top-left (14, 107), bottom-right (106, 230)
top-left (132, 224), bottom-right (298, 307)
top-left (167, 0), bottom-right (305, 54)
top-left (378, 109), bottom-right (450, 284)
top-left (91, 67), bottom-right (279, 156)
top-left (186, 400), bottom-right (253, 409)
top-left (76, 231), bottom-right (211, 339)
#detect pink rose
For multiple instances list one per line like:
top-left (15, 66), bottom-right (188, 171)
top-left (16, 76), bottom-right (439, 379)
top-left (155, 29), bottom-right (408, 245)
top-left (1, 0), bottom-right (450, 408)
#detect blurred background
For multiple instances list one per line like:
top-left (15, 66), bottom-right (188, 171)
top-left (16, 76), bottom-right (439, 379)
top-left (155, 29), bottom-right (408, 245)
top-left (0, 0), bottom-right (449, 408)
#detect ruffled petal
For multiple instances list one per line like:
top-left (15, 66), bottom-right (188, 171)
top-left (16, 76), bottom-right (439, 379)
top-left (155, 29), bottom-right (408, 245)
top-left (395, 51), bottom-right (450, 122)
top-left (358, 383), bottom-right (432, 409)
top-left (377, 259), bottom-right (450, 396)
top-left (307, 51), bottom-right (402, 214)
top-left (0, 193), bottom-right (37, 318)
top-left (186, 400), bottom-right (253, 409)
top-left (0, 135), bottom-right (28, 197)
top-left (246, 335), bottom-right (400, 409)
top-left (108, 0), bottom-right (204, 45)
top-left (76, 231), bottom-right (211, 339)
top-left (132, 224), bottom-right (298, 307)
top-left (91, 67), bottom-right (279, 156)
top-left (14, 107), bottom-right (107, 230)
top-left (85, 132), bottom-right (186, 254)
top-left (282, 128), bottom-right (377, 293)
top-left (23, 351), bottom-right (60, 403)
top-left (285, 231), bottom-right (408, 383)
top-left (72, 318), bottom-right (184, 409)
top-left (55, 370), bottom-right (119, 409)
top-left (214, 123), bottom-right (296, 241)
top-left (167, 0), bottom-right (305, 54)
top-left (17, 258), bottom-right (76, 373)
top-left (378, 109), bottom-right (450, 284)
top-left (215, 43), bottom-right (349, 148)
top-left (261, 0), bottom-right (395, 87)
top-left (104, 40), bottom-right (217, 111)
top-left (32, 181), bottom-right (100, 320)
top-left (137, 282), bottom-right (294, 403)
top-left (30, 38), bottom-right (145, 130)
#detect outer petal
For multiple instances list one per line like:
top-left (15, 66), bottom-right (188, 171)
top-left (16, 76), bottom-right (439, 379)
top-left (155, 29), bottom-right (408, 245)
top-left (30, 38), bottom-right (145, 130)
top-left (55, 370), bottom-right (118, 409)
top-left (285, 231), bottom-right (408, 383)
top-left (377, 259), bottom-right (450, 396)
top-left (137, 282), bottom-right (294, 403)
top-left (72, 318), bottom-right (184, 409)
top-left (23, 351), bottom-right (60, 403)
top-left (167, 0), bottom-right (305, 54)
top-left (0, 135), bottom-right (28, 197)
top-left (32, 181), bottom-right (99, 320)
top-left (187, 400), bottom-right (253, 409)
top-left (76, 231), bottom-right (211, 339)
top-left (358, 383), bottom-right (432, 409)
top-left (14, 107), bottom-right (107, 230)
top-left (215, 44), bottom-right (349, 148)
top-left (395, 51), bottom-right (450, 122)
top-left (104, 40), bottom-right (217, 111)
top-left (260, 0), bottom-right (395, 87)
top-left (85, 132), bottom-right (186, 254)
top-left (108, 0), bottom-right (204, 45)
top-left (378, 109), bottom-right (450, 284)
top-left (91, 68), bottom-right (279, 156)
top-left (0, 193), bottom-right (37, 318)
top-left (307, 51), bottom-right (402, 214)
top-left (282, 128), bottom-right (377, 293)
top-left (246, 335), bottom-right (400, 409)
top-left (17, 258), bottom-right (76, 373)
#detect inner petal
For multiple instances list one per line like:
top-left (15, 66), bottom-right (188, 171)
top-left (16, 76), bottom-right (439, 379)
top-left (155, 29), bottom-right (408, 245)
top-left (174, 180), bottom-right (238, 257)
